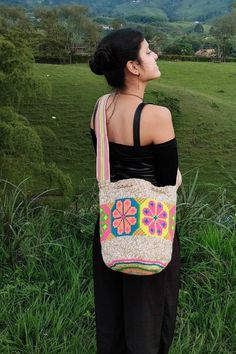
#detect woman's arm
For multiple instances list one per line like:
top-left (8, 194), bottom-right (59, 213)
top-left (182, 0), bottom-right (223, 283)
top-left (149, 106), bottom-right (180, 187)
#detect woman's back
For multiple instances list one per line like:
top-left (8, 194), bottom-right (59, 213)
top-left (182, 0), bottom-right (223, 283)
top-left (90, 95), bottom-right (178, 187)
top-left (90, 93), bottom-right (176, 147)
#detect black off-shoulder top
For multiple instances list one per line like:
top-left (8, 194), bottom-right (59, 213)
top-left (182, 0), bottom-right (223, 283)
top-left (90, 102), bottom-right (178, 187)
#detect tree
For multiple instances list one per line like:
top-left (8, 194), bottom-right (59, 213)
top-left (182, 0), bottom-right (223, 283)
top-left (209, 13), bottom-right (236, 60)
top-left (0, 33), bottom-right (50, 110)
top-left (111, 18), bottom-right (126, 30)
top-left (0, 5), bottom-right (32, 34)
top-left (164, 38), bottom-right (194, 55)
top-left (34, 5), bottom-right (101, 62)
top-left (231, 1), bottom-right (236, 12)
top-left (149, 31), bottom-right (167, 53)
top-left (194, 23), bottom-right (204, 33)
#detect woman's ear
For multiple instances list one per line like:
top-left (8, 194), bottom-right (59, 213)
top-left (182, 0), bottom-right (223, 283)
top-left (126, 60), bottom-right (140, 76)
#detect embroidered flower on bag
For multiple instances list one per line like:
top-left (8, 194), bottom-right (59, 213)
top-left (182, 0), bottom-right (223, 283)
top-left (142, 201), bottom-right (168, 236)
top-left (112, 198), bottom-right (138, 236)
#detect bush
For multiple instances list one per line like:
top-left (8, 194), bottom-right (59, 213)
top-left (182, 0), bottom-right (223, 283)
top-left (0, 107), bottom-right (43, 162)
top-left (159, 54), bottom-right (236, 62)
top-left (164, 40), bottom-right (194, 56)
top-left (35, 54), bottom-right (91, 64)
top-left (0, 107), bottom-right (73, 205)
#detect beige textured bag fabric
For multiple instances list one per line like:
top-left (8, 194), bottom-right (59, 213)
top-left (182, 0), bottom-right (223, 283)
top-left (95, 94), bottom-right (179, 275)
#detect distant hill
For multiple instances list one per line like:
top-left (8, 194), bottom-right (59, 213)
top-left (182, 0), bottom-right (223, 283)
top-left (0, 0), bottom-right (233, 22)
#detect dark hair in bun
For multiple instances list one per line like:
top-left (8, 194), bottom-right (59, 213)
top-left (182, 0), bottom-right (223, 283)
top-left (89, 28), bottom-right (144, 89)
top-left (90, 47), bottom-right (114, 75)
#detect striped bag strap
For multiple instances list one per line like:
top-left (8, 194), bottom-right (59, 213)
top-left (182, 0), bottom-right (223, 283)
top-left (95, 94), bottom-right (111, 183)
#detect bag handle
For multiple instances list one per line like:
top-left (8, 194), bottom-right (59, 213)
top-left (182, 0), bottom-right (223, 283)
top-left (94, 94), bottom-right (111, 183)
top-left (95, 95), bottom-right (145, 182)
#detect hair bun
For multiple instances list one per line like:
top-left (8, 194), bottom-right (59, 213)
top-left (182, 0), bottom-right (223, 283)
top-left (89, 46), bottom-right (114, 75)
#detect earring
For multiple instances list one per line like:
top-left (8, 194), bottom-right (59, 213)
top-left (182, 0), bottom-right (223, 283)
top-left (137, 73), bottom-right (140, 90)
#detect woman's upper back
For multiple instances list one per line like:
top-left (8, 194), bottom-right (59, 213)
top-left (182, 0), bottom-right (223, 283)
top-left (90, 93), bottom-right (175, 147)
top-left (90, 94), bottom-right (178, 187)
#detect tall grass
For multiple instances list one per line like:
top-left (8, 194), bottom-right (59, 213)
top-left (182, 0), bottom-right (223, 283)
top-left (174, 170), bottom-right (236, 354)
top-left (0, 173), bottom-right (235, 353)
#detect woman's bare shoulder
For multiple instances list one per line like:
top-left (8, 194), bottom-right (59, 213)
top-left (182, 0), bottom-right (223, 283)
top-left (144, 104), bottom-right (172, 120)
top-left (143, 104), bottom-right (175, 144)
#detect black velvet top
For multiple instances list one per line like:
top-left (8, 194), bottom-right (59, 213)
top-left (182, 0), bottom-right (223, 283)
top-left (90, 103), bottom-right (179, 187)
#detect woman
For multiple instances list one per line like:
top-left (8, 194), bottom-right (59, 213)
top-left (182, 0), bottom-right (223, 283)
top-left (89, 28), bottom-right (181, 354)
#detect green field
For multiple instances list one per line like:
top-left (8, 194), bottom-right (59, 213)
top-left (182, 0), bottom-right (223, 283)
top-left (1, 177), bottom-right (235, 353)
top-left (20, 61), bottom-right (236, 195)
top-left (2, 61), bottom-right (236, 354)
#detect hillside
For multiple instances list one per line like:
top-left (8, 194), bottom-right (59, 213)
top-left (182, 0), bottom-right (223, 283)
top-left (0, 0), bottom-right (233, 22)
top-left (19, 61), bottom-right (236, 196)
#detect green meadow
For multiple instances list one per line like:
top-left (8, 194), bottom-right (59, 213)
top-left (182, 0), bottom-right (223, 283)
top-left (0, 175), bottom-right (235, 353)
top-left (1, 61), bottom-right (235, 353)
top-left (21, 61), bottom-right (236, 196)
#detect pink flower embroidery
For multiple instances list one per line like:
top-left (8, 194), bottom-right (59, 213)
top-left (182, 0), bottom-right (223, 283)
top-left (142, 201), bottom-right (167, 236)
top-left (112, 199), bottom-right (137, 235)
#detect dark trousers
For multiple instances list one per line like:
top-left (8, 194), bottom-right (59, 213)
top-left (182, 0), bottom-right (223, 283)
top-left (93, 216), bottom-right (181, 354)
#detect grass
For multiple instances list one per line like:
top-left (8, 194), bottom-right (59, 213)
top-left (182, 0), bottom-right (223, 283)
top-left (0, 175), bottom-right (235, 353)
top-left (0, 179), bottom-right (97, 353)
top-left (20, 61), bottom-right (236, 196)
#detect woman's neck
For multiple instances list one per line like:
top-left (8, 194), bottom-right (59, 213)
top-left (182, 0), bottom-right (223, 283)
top-left (116, 82), bottom-right (147, 99)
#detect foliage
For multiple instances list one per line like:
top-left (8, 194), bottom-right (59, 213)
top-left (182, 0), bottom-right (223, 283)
top-left (0, 32), bottom-right (50, 110)
top-left (18, 61), bottom-right (236, 193)
top-left (1, 3), bottom-right (236, 60)
top-left (0, 108), bottom-right (73, 203)
top-left (0, 31), bottom-right (72, 204)
top-left (0, 109), bottom-right (43, 162)
top-left (33, 5), bottom-right (101, 61)
top-left (149, 31), bottom-right (168, 53)
top-left (111, 18), bottom-right (126, 30)
top-left (159, 54), bottom-right (236, 62)
top-left (0, 4), bottom-right (32, 33)
top-left (0, 4), bottom-right (101, 63)
top-left (194, 23), bottom-right (204, 33)
top-left (1, 0), bottom-right (233, 23)
top-left (209, 12), bottom-right (236, 60)
top-left (164, 38), bottom-right (194, 55)
top-left (46, 0), bottom-right (235, 22)
top-left (44, 162), bottom-right (73, 198)
top-left (0, 173), bottom-right (235, 352)
top-left (201, 35), bottom-right (217, 50)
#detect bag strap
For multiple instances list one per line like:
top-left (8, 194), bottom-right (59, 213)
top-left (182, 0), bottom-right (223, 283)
top-left (95, 95), bottom-right (148, 182)
top-left (95, 94), bottom-right (111, 183)
top-left (93, 100), bottom-right (99, 128)
top-left (133, 102), bottom-right (146, 147)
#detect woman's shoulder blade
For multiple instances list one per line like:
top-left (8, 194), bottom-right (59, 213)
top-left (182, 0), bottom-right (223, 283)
top-left (142, 104), bottom-right (174, 144)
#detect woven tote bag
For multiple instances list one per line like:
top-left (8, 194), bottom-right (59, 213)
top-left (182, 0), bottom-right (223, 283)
top-left (95, 94), bottom-right (177, 276)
